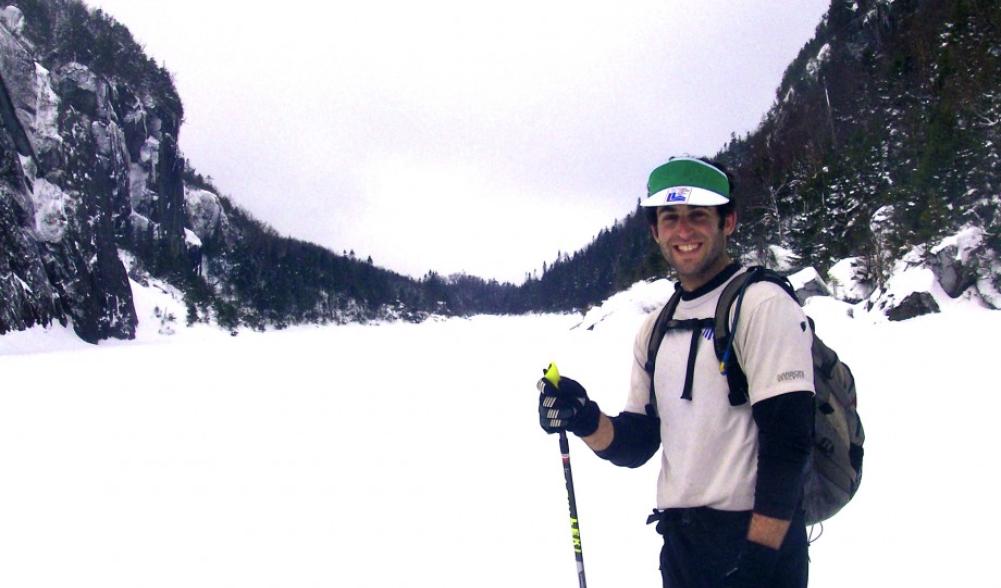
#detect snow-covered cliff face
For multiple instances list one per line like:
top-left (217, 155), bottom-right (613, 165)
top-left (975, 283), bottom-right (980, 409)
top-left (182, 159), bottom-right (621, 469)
top-left (0, 4), bottom-right (198, 342)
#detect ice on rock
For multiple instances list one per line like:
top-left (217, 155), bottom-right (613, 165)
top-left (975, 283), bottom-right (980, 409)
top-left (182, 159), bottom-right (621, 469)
top-left (30, 178), bottom-right (71, 243)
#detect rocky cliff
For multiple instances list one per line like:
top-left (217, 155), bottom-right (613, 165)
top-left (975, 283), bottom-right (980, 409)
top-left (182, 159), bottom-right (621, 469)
top-left (0, 3), bottom-right (161, 342)
top-left (0, 1), bottom-right (483, 342)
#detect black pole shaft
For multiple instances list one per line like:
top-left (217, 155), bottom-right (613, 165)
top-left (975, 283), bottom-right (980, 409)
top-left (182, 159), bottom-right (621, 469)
top-left (559, 431), bottom-right (587, 588)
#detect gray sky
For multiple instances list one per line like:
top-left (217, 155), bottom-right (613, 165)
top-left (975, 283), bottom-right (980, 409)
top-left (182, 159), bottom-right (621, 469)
top-left (85, 0), bottom-right (829, 283)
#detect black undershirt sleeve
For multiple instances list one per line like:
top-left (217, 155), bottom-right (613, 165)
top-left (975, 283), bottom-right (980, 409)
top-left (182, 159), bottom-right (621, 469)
top-left (752, 391), bottom-right (814, 520)
top-left (595, 409), bottom-right (661, 468)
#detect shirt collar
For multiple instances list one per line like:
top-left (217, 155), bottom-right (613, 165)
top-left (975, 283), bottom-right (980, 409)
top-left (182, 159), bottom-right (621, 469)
top-left (677, 261), bottom-right (741, 301)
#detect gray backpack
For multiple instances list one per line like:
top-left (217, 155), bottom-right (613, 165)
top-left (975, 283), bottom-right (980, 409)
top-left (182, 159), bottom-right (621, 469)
top-left (645, 267), bottom-right (864, 525)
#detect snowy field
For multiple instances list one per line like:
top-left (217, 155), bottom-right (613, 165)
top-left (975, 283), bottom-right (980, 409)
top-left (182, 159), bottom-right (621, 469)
top-left (1, 277), bottom-right (999, 587)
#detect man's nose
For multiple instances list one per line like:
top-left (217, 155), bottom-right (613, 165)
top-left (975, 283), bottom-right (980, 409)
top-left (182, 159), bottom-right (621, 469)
top-left (676, 216), bottom-right (696, 235)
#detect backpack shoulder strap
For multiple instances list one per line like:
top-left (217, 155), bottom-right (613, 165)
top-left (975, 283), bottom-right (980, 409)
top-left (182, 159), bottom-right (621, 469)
top-left (759, 268), bottom-right (798, 300)
top-left (712, 267), bottom-right (799, 406)
top-left (644, 288), bottom-right (683, 417)
top-left (711, 267), bottom-right (798, 358)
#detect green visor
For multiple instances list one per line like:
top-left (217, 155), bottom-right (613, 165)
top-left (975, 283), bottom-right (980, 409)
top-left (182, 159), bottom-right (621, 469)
top-left (642, 158), bottom-right (730, 207)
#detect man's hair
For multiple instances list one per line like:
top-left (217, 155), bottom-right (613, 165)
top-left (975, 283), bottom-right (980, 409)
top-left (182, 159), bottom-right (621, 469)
top-left (645, 157), bottom-right (737, 229)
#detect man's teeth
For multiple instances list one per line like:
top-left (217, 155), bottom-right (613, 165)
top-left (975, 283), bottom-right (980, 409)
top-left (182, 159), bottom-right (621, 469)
top-left (677, 244), bottom-right (699, 252)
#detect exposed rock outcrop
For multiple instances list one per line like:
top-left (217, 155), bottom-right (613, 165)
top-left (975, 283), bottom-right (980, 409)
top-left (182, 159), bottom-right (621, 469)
top-left (927, 227), bottom-right (1000, 309)
top-left (0, 4), bottom-right (194, 342)
top-left (887, 291), bottom-right (940, 322)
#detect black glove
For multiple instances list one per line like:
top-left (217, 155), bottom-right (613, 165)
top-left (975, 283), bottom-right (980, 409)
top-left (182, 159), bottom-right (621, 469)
top-left (722, 540), bottom-right (780, 588)
top-left (537, 375), bottom-right (601, 437)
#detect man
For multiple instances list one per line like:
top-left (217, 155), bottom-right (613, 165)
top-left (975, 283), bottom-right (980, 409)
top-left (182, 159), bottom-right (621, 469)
top-left (538, 157), bottom-right (815, 587)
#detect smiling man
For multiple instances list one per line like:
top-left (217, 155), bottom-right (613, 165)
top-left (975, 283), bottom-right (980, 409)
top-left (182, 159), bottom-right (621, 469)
top-left (538, 157), bottom-right (815, 587)
top-left (646, 161), bottom-right (736, 292)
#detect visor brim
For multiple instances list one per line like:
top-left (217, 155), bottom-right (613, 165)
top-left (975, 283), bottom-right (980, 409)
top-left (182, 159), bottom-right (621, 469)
top-left (641, 186), bottom-right (730, 207)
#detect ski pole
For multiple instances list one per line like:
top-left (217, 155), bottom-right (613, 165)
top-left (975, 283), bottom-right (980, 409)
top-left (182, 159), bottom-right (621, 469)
top-left (544, 363), bottom-right (587, 588)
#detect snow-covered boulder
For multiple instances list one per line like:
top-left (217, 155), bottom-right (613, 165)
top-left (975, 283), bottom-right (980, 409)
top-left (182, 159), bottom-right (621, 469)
top-left (788, 267), bottom-right (831, 302)
top-left (927, 226), bottom-right (999, 307)
top-left (862, 264), bottom-right (933, 321)
top-left (887, 291), bottom-right (940, 321)
top-left (827, 257), bottom-right (874, 303)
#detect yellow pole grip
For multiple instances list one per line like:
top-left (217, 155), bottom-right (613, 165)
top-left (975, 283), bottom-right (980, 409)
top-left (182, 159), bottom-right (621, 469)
top-left (544, 362), bottom-right (561, 389)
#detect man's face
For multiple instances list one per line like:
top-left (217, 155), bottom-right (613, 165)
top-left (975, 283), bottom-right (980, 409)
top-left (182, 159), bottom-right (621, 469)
top-left (650, 204), bottom-right (736, 290)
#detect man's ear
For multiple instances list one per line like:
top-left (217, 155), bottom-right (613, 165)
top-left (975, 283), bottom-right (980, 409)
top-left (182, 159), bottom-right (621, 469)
top-left (650, 224), bottom-right (660, 243)
top-left (722, 210), bottom-right (737, 237)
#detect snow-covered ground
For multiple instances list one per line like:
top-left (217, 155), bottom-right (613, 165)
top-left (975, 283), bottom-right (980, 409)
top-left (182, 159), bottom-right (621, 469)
top-left (1, 276), bottom-right (999, 587)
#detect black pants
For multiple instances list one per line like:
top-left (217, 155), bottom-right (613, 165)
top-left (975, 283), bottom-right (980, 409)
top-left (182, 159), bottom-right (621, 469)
top-left (652, 507), bottom-right (808, 588)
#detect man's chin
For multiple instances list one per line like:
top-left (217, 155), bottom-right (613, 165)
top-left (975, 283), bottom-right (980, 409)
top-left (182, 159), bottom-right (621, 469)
top-left (668, 258), bottom-right (705, 276)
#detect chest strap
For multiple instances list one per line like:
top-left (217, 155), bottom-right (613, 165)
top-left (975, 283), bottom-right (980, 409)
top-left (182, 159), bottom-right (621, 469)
top-left (675, 318), bottom-right (715, 400)
top-left (645, 311), bottom-right (715, 402)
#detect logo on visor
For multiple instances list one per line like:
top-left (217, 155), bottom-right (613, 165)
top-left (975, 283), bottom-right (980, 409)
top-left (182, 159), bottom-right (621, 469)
top-left (666, 187), bottom-right (691, 203)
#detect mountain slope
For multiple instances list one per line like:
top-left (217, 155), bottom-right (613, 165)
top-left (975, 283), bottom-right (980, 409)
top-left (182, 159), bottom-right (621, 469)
top-left (2, 0), bottom-right (997, 343)
top-left (531, 0), bottom-right (1000, 312)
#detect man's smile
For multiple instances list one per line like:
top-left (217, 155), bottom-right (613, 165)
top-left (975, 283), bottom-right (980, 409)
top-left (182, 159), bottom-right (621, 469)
top-left (674, 243), bottom-right (702, 254)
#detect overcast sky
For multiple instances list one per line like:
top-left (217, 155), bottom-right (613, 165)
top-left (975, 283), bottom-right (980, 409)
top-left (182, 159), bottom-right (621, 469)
top-left (84, 0), bottom-right (829, 283)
